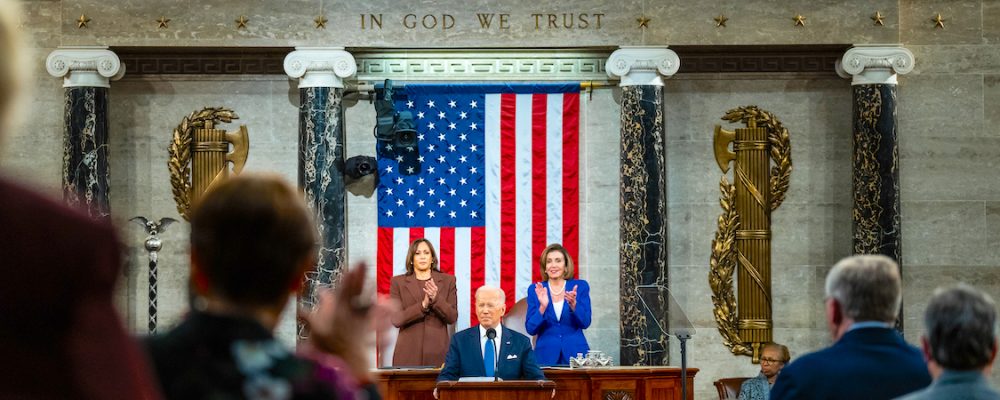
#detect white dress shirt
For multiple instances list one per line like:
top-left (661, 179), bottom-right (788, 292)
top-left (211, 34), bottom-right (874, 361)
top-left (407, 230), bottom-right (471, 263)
top-left (479, 323), bottom-right (503, 364)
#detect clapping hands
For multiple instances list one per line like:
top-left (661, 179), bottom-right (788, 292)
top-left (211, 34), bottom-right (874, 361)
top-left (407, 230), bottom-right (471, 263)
top-left (566, 285), bottom-right (578, 311)
top-left (534, 282), bottom-right (549, 313)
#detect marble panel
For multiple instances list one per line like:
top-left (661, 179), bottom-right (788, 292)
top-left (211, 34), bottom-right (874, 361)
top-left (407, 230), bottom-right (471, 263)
top-left (899, 136), bottom-right (1000, 201)
top-left (644, 0), bottom-right (898, 45)
top-left (900, 0), bottom-right (983, 45)
top-left (582, 200), bottom-right (620, 266)
top-left (986, 75), bottom-right (1000, 129)
top-left (582, 88), bottom-right (621, 144)
top-left (770, 203), bottom-right (853, 268)
top-left (581, 137), bottom-right (618, 206)
top-left (666, 203), bottom-right (717, 268)
top-left (986, 202), bottom-right (1000, 266)
top-left (986, 1), bottom-right (1000, 44)
top-left (901, 201), bottom-right (987, 267)
top-left (898, 74), bottom-right (984, 138)
top-left (665, 138), bottom-right (726, 204)
top-left (21, 1), bottom-right (61, 49)
top-left (907, 45), bottom-right (1000, 75)
top-left (55, 0), bottom-right (904, 48)
top-left (901, 264), bottom-right (1000, 337)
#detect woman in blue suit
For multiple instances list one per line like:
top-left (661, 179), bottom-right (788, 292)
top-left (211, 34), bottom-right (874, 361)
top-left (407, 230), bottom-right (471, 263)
top-left (525, 243), bottom-right (591, 365)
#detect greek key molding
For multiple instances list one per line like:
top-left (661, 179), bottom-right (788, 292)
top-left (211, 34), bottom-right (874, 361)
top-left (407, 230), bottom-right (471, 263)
top-left (284, 47), bottom-right (357, 89)
top-left (353, 49), bottom-right (611, 82)
top-left (836, 45), bottom-right (914, 86)
top-left (46, 46), bottom-right (124, 88)
top-left (606, 46), bottom-right (679, 87)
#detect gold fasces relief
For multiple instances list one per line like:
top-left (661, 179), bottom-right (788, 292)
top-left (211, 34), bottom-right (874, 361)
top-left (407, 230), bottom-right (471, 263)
top-left (709, 106), bottom-right (792, 362)
top-left (168, 107), bottom-right (250, 220)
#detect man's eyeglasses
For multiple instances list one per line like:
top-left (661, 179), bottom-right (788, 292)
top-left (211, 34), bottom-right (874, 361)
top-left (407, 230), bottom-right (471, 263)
top-left (760, 357), bottom-right (784, 365)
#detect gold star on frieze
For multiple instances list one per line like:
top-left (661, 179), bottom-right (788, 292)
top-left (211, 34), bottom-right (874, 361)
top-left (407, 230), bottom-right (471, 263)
top-left (76, 14), bottom-right (91, 29)
top-left (714, 14), bottom-right (728, 28)
top-left (156, 16), bottom-right (170, 29)
top-left (636, 15), bottom-right (650, 29)
top-left (792, 14), bottom-right (806, 27)
top-left (235, 15), bottom-right (249, 29)
top-left (871, 11), bottom-right (885, 26)
top-left (931, 13), bottom-right (945, 29)
top-left (314, 15), bottom-right (328, 29)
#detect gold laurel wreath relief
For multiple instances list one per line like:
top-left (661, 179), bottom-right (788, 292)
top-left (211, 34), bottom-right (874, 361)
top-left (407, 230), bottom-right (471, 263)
top-left (709, 105), bottom-right (792, 356)
top-left (168, 107), bottom-right (239, 220)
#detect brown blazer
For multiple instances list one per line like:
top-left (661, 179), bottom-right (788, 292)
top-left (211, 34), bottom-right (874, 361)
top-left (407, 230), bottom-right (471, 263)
top-left (389, 271), bottom-right (458, 366)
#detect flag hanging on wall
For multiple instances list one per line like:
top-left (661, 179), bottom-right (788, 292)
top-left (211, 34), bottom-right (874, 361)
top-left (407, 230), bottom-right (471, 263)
top-left (376, 83), bottom-right (581, 330)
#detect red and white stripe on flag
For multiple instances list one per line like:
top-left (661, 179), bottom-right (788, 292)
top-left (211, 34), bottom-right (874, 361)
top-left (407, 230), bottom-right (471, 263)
top-left (376, 85), bottom-right (580, 331)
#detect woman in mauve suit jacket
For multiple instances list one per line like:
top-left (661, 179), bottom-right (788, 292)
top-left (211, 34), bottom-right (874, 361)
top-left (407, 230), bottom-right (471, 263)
top-left (389, 238), bottom-right (458, 367)
top-left (526, 243), bottom-right (592, 365)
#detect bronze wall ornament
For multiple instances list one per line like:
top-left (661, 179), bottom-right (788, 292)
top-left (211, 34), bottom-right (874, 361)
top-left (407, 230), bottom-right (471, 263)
top-left (709, 106), bottom-right (792, 362)
top-left (168, 107), bottom-right (249, 220)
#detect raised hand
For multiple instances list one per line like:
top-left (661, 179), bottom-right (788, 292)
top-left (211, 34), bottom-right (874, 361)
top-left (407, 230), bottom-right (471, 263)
top-left (566, 285), bottom-right (578, 310)
top-left (298, 262), bottom-right (399, 382)
top-left (424, 278), bottom-right (439, 302)
top-left (534, 282), bottom-right (550, 313)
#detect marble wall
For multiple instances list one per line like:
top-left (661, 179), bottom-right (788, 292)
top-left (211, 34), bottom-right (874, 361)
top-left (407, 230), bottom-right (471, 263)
top-left (3, 0), bottom-right (1000, 399)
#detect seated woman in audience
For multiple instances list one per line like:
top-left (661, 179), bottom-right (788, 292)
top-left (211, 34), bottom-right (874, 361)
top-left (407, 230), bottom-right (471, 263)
top-left (389, 238), bottom-right (458, 366)
top-left (739, 343), bottom-right (790, 400)
top-left (145, 174), bottom-right (392, 399)
top-left (525, 243), bottom-right (592, 365)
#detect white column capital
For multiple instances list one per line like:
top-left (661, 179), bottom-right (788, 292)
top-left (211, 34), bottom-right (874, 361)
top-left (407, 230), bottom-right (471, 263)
top-left (46, 46), bottom-right (124, 88)
top-left (836, 45), bottom-right (915, 85)
top-left (284, 47), bottom-right (357, 89)
top-left (606, 46), bottom-right (679, 87)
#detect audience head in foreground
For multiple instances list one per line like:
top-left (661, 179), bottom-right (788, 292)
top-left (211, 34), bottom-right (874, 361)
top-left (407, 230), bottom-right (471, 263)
top-left (0, 1), bottom-right (160, 398)
top-left (437, 285), bottom-right (544, 381)
top-left (896, 284), bottom-right (1000, 400)
top-left (737, 343), bottom-right (789, 400)
top-left (770, 255), bottom-right (931, 400)
top-left (146, 174), bottom-right (390, 400)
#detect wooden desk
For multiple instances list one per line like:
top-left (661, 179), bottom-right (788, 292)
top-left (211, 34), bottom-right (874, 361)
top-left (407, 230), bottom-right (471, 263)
top-left (376, 367), bottom-right (698, 400)
top-left (436, 380), bottom-right (556, 400)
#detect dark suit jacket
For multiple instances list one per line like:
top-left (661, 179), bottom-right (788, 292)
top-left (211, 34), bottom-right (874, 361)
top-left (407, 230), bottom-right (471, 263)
top-left (437, 325), bottom-right (545, 381)
top-left (770, 327), bottom-right (931, 400)
top-left (0, 177), bottom-right (160, 399)
top-left (389, 271), bottom-right (458, 366)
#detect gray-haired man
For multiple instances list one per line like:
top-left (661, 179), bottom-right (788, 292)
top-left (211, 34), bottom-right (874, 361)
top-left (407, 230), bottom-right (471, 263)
top-left (771, 255), bottom-right (931, 400)
top-left (895, 284), bottom-right (1000, 400)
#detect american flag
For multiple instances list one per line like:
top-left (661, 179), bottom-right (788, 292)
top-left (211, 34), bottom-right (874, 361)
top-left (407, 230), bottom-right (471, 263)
top-left (376, 83), bottom-right (581, 330)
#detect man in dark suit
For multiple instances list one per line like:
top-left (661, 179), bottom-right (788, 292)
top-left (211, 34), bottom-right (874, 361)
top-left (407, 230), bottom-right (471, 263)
top-left (438, 286), bottom-right (545, 381)
top-left (770, 255), bottom-right (931, 400)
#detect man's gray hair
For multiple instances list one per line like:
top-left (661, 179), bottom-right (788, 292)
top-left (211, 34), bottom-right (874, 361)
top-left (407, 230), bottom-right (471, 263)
top-left (475, 285), bottom-right (505, 302)
top-left (925, 284), bottom-right (998, 370)
top-left (824, 254), bottom-right (901, 322)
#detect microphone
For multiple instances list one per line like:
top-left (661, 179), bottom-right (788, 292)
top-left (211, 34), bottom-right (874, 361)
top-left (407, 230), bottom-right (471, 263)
top-left (486, 328), bottom-right (498, 381)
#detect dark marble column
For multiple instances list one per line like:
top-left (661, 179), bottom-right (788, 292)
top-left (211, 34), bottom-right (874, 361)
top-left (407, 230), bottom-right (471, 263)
top-left (284, 48), bottom-right (357, 312)
top-left (46, 47), bottom-right (124, 219)
top-left (839, 46), bottom-right (914, 330)
top-left (607, 47), bottom-right (679, 366)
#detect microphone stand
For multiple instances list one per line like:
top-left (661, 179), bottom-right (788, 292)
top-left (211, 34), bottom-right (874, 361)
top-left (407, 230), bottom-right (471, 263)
top-left (486, 328), bottom-right (499, 382)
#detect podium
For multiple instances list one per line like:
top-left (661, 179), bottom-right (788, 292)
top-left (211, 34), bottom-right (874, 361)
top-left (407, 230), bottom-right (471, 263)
top-left (377, 367), bottom-right (697, 400)
top-left (435, 380), bottom-right (556, 400)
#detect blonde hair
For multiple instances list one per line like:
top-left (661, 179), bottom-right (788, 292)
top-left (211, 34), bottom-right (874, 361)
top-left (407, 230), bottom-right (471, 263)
top-left (538, 243), bottom-right (574, 280)
top-left (0, 0), bottom-right (31, 138)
